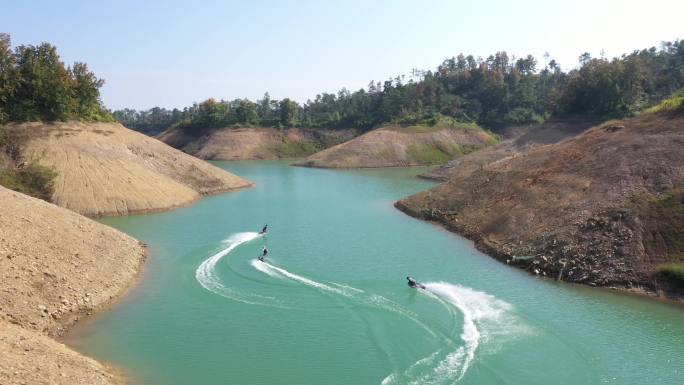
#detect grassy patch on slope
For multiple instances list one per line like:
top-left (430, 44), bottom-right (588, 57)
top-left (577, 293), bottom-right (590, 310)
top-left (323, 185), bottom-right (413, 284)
top-left (385, 120), bottom-right (484, 134)
top-left (273, 140), bottom-right (322, 158)
top-left (647, 188), bottom-right (684, 290)
top-left (644, 89), bottom-right (684, 114)
top-left (406, 142), bottom-right (484, 165)
top-left (647, 189), bottom-right (684, 261)
top-left (0, 163), bottom-right (57, 200)
top-left (632, 188), bottom-right (684, 290)
top-left (0, 126), bottom-right (57, 200)
top-left (657, 263), bottom-right (684, 288)
top-left (387, 125), bottom-right (447, 134)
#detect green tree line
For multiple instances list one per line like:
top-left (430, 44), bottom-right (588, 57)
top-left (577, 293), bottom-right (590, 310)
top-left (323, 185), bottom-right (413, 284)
top-left (116, 40), bottom-right (684, 134)
top-left (0, 33), bottom-right (112, 123)
top-left (113, 94), bottom-right (300, 135)
top-left (1, 31), bottom-right (680, 131)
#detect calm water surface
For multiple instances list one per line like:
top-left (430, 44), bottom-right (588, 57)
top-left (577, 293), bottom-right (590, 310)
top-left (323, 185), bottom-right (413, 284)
top-left (68, 161), bottom-right (684, 385)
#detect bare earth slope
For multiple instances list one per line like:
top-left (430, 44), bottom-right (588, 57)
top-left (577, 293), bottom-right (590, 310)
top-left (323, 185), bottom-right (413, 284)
top-left (0, 185), bottom-right (146, 384)
top-left (158, 126), bottom-right (355, 160)
top-left (15, 121), bottom-right (252, 216)
top-left (0, 321), bottom-right (122, 385)
top-left (422, 120), bottom-right (596, 181)
top-left (397, 112), bottom-right (684, 297)
top-left (295, 124), bottom-right (497, 168)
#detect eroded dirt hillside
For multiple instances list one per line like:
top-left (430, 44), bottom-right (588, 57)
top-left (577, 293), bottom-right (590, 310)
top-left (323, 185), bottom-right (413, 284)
top-left (397, 112), bottom-right (684, 297)
top-left (295, 124), bottom-right (497, 168)
top-left (0, 185), bottom-right (147, 384)
top-left (421, 120), bottom-right (595, 181)
top-left (12, 121), bottom-right (252, 216)
top-left (158, 126), bottom-right (355, 160)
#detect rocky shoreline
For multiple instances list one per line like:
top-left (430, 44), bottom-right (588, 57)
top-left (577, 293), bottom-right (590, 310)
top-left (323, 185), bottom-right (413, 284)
top-left (395, 112), bottom-right (684, 302)
top-left (394, 200), bottom-right (683, 302)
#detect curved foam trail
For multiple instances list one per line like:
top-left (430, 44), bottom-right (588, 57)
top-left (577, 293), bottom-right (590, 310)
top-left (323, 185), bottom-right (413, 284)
top-left (383, 282), bottom-right (523, 385)
top-left (195, 232), bottom-right (283, 307)
top-left (250, 259), bottom-right (282, 278)
top-left (196, 232), bottom-right (260, 291)
top-left (254, 261), bottom-right (438, 339)
top-left (329, 281), bottom-right (365, 293)
top-left (258, 261), bottom-right (350, 296)
top-left (381, 374), bottom-right (396, 385)
top-left (425, 283), bottom-right (482, 381)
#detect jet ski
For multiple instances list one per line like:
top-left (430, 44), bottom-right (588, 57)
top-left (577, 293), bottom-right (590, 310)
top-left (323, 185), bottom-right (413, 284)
top-left (407, 276), bottom-right (426, 289)
top-left (258, 246), bottom-right (268, 262)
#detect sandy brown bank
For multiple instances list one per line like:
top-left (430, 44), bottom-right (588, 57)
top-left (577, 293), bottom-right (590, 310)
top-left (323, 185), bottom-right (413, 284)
top-left (10, 121), bottom-right (253, 216)
top-left (158, 126), bottom-right (355, 160)
top-left (294, 124), bottom-right (497, 168)
top-left (0, 185), bottom-right (147, 384)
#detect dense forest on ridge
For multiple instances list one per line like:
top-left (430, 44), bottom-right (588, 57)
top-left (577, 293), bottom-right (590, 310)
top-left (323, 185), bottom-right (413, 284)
top-left (114, 40), bottom-right (684, 134)
top-left (0, 32), bottom-right (682, 134)
top-left (0, 33), bottom-right (111, 123)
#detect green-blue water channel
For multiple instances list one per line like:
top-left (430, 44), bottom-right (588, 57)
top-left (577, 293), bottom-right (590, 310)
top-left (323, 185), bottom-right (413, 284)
top-left (68, 161), bottom-right (684, 385)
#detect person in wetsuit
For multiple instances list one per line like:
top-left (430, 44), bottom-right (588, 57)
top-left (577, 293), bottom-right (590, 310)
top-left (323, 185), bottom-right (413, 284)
top-left (406, 276), bottom-right (425, 289)
top-left (260, 224), bottom-right (268, 234)
top-left (258, 246), bottom-right (268, 262)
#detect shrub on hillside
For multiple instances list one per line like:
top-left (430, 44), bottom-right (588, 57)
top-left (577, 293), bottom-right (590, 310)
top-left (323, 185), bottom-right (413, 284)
top-left (500, 107), bottom-right (546, 126)
top-left (657, 263), bottom-right (684, 288)
top-left (644, 89), bottom-right (684, 114)
top-left (0, 33), bottom-right (112, 124)
top-left (0, 125), bottom-right (57, 200)
top-left (274, 140), bottom-right (322, 158)
top-left (0, 162), bottom-right (57, 200)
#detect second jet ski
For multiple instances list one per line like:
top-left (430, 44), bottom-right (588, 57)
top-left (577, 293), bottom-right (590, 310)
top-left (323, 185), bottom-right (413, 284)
top-left (406, 276), bottom-right (426, 289)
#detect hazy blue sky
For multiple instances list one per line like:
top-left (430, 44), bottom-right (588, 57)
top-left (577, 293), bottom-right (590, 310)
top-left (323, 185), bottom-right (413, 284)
top-left (2, 0), bottom-right (682, 110)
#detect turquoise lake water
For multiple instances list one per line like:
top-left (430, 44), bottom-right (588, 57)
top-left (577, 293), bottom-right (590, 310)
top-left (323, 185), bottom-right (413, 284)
top-left (67, 161), bottom-right (684, 385)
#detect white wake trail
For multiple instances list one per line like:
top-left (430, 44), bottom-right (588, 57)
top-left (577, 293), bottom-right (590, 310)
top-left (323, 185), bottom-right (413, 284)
top-left (425, 283), bottom-right (485, 381)
top-left (255, 260), bottom-right (351, 296)
top-left (197, 232), bottom-right (526, 384)
top-left (195, 232), bottom-right (282, 306)
top-left (250, 259), bottom-right (282, 278)
top-left (329, 282), bottom-right (365, 293)
top-left (383, 282), bottom-right (525, 385)
top-left (196, 232), bottom-right (260, 290)
top-left (253, 260), bottom-right (437, 338)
